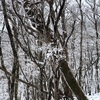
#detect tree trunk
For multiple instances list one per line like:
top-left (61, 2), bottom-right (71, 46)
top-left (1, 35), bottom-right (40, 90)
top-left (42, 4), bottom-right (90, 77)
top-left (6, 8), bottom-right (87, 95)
top-left (93, 0), bottom-right (99, 93)
top-left (78, 0), bottom-right (83, 87)
top-left (2, 0), bottom-right (19, 99)
top-left (60, 60), bottom-right (88, 100)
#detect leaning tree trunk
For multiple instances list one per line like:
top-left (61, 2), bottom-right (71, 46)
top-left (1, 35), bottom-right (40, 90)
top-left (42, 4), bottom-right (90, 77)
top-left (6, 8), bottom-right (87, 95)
top-left (60, 60), bottom-right (88, 100)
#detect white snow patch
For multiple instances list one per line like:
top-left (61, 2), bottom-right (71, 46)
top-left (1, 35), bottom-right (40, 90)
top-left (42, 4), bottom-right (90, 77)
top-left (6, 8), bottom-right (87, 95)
top-left (87, 93), bottom-right (100, 100)
top-left (74, 93), bottom-right (100, 100)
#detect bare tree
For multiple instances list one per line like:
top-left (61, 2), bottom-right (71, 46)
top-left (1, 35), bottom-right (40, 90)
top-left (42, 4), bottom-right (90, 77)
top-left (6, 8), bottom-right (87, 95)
top-left (0, 0), bottom-right (93, 100)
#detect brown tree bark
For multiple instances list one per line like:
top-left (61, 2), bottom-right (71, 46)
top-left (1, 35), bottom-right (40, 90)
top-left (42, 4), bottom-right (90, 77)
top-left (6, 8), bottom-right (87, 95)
top-left (60, 60), bottom-right (88, 100)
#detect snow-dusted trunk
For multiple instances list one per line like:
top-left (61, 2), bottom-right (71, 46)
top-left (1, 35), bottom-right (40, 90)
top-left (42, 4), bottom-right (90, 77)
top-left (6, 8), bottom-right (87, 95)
top-left (77, 0), bottom-right (84, 87)
top-left (12, 20), bottom-right (19, 100)
top-left (93, 0), bottom-right (100, 93)
top-left (0, 25), bottom-right (12, 100)
top-left (2, 0), bottom-right (19, 99)
top-left (61, 6), bottom-right (69, 61)
top-left (53, 68), bottom-right (60, 100)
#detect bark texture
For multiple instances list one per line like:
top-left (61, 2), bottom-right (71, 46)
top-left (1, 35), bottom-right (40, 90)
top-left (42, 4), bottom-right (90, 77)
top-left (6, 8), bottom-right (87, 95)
top-left (60, 60), bottom-right (88, 100)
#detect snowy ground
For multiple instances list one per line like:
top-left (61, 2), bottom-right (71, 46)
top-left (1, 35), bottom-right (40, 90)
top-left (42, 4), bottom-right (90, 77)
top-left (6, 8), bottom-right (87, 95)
top-left (74, 93), bottom-right (100, 100)
top-left (87, 93), bottom-right (100, 100)
top-left (0, 75), bottom-right (100, 100)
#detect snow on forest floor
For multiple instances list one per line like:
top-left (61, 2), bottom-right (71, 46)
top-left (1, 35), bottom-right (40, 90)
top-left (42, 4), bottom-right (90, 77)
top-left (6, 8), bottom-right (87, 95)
top-left (87, 93), bottom-right (100, 100)
top-left (74, 93), bottom-right (100, 100)
top-left (0, 77), bottom-right (100, 100)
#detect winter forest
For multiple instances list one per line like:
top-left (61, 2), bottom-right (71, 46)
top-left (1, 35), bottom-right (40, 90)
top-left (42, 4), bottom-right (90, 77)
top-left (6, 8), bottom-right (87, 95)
top-left (0, 0), bottom-right (100, 100)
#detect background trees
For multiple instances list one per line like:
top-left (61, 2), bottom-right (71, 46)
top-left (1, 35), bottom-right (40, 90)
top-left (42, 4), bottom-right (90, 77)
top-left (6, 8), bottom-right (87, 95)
top-left (0, 0), bottom-right (100, 100)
